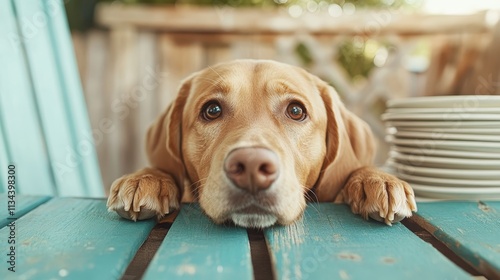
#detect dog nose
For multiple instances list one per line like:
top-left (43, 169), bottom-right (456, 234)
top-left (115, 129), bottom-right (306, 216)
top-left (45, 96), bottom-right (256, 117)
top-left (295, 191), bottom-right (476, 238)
top-left (224, 148), bottom-right (279, 193)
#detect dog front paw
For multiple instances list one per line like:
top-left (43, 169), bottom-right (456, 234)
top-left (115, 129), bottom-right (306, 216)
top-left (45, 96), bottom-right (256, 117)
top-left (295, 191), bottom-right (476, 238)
top-left (341, 167), bottom-right (417, 225)
top-left (106, 168), bottom-right (180, 221)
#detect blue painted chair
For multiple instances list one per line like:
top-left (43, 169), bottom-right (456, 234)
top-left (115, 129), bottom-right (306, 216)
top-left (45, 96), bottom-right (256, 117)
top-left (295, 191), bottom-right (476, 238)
top-left (0, 0), bottom-right (104, 197)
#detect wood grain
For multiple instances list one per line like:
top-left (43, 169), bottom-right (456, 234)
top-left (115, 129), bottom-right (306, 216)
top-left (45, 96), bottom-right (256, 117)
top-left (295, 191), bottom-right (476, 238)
top-left (413, 201), bottom-right (500, 279)
top-left (143, 204), bottom-right (253, 280)
top-left (122, 222), bottom-right (172, 280)
top-left (0, 196), bottom-right (50, 228)
top-left (96, 5), bottom-right (492, 36)
top-left (0, 198), bottom-right (155, 280)
top-left (264, 203), bottom-right (472, 279)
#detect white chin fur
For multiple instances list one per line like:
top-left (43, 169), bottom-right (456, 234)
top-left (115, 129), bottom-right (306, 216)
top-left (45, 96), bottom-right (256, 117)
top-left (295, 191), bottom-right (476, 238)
top-left (231, 213), bottom-right (278, 228)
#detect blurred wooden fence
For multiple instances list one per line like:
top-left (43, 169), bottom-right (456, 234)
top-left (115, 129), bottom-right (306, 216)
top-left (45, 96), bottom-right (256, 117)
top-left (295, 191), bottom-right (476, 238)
top-left (72, 4), bottom-right (500, 191)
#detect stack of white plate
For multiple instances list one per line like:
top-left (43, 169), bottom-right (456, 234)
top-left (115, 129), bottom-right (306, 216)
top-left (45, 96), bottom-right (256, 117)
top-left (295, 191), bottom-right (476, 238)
top-left (382, 95), bottom-right (500, 200)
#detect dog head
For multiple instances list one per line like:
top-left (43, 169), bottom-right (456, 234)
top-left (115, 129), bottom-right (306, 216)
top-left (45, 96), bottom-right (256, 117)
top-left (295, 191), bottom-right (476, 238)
top-left (147, 60), bottom-right (362, 228)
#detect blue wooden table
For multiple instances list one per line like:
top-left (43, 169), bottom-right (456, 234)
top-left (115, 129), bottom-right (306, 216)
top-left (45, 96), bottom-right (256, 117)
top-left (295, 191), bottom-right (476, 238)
top-left (0, 196), bottom-right (498, 280)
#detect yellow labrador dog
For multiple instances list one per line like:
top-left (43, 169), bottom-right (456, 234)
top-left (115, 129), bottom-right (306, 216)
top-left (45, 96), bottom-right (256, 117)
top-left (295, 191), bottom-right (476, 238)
top-left (107, 60), bottom-right (417, 228)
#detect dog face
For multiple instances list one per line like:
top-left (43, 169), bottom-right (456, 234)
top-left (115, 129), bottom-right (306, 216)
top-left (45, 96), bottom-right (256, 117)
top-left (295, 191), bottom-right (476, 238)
top-left (109, 60), bottom-right (417, 226)
top-left (178, 60), bottom-right (331, 227)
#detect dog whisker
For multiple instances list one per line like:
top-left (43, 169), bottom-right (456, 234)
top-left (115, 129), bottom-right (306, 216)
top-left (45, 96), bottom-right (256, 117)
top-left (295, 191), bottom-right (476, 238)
top-left (196, 77), bottom-right (223, 89)
top-left (207, 65), bottom-right (225, 82)
top-left (304, 188), bottom-right (319, 203)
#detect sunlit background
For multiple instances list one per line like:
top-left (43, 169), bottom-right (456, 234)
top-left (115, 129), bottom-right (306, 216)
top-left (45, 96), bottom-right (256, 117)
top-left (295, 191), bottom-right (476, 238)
top-left (62, 0), bottom-right (500, 190)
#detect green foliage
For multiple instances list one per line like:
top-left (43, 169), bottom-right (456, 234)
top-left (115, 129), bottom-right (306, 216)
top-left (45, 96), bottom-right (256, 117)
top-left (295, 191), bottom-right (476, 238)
top-left (295, 42), bottom-right (314, 66)
top-left (65, 0), bottom-right (98, 31)
top-left (67, 0), bottom-right (418, 82)
top-left (68, 0), bottom-right (420, 30)
top-left (337, 39), bottom-right (379, 82)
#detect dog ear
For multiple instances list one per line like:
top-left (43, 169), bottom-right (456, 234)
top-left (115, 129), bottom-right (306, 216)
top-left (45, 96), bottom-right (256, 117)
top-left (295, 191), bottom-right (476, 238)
top-left (314, 78), bottom-right (375, 201)
top-left (317, 80), bottom-right (341, 168)
top-left (146, 76), bottom-right (194, 193)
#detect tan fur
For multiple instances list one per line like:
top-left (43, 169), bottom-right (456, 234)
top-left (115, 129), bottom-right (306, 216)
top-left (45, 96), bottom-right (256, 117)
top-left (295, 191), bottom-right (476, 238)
top-left (107, 60), bottom-right (417, 226)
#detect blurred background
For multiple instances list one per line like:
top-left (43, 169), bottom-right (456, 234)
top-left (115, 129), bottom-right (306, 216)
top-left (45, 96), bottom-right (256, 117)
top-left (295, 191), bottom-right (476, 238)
top-left (63, 0), bottom-right (500, 190)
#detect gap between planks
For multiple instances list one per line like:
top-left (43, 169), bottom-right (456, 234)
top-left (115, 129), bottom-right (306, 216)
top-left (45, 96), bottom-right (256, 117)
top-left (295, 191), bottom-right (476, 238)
top-left (121, 223), bottom-right (275, 280)
top-left (121, 222), bottom-right (172, 280)
top-left (247, 228), bottom-right (274, 280)
top-left (122, 217), bottom-right (486, 280)
top-left (402, 217), bottom-right (484, 278)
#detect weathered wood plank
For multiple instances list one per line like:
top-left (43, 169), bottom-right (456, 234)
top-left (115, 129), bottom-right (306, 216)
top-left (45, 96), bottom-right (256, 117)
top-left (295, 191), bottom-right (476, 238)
top-left (134, 31), bottom-right (160, 174)
top-left (81, 30), bottom-right (113, 191)
top-left (0, 196), bottom-right (51, 228)
top-left (143, 204), bottom-right (253, 280)
top-left (108, 25), bottom-right (138, 189)
top-left (265, 203), bottom-right (472, 279)
top-left (158, 36), bottom-right (203, 110)
top-left (413, 201), bottom-right (500, 279)
top-left (95, 5), bottom-right (492, 36)
top-left (0, 198), bottom-right (155, 279)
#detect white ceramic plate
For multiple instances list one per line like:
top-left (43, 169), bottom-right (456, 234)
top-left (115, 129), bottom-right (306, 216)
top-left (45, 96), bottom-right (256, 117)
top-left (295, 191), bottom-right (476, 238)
top-left (390, 151), bottom-right (500, 169)
top-left (409, 183), bottom-right (500, 200)
top-left (385, 120), bottom-right (500, 128)
top-left (382, 113), bottom-right (500, 121)
top-left (392, 130), bottom-right (500, 142)
top-left (388, 137), bottom-right (500, 153)
top-left (390, 146), bottom-right (500, 159)
top-left (396, 173), bottom-right (500, 188)
top-left (386, 107), bottom-right (500, 114)
top-left (395, 127), bottom-right (500, 135)
top-left (387, 95), bottom-right (500, 109)
top-left (388, 161), bottom-right (500, 180)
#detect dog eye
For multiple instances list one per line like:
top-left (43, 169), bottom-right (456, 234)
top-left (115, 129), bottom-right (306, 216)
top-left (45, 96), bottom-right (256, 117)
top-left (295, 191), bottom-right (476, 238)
top-left (286, 102), bottom-right (307, 121)
top-left (202, 102), bottom-right (222, 120)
